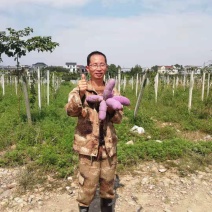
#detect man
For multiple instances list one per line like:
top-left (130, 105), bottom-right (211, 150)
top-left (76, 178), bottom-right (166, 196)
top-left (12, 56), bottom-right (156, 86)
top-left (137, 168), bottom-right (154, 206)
top-left (65, 51), bottom-right (123, 212)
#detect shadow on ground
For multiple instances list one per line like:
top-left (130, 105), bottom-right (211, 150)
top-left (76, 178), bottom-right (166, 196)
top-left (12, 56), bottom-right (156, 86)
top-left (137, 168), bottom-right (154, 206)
top-left (89, 175), bottom-right (124, 212)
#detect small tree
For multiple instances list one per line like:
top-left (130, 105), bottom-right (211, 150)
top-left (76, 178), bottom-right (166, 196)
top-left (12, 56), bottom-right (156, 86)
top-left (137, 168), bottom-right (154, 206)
top-left (0, 27), bottom-right (59, 125)
top-left (130, 64), bottom-right (143, 77)
top-left (107, 64), bottom-right (118, 78)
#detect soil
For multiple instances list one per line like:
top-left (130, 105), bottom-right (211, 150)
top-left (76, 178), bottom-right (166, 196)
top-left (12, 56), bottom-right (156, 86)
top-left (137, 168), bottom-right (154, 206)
top-left (1, 124), bottom-right (212, 212)
top-left (0, 161), bottom-right (212, 212)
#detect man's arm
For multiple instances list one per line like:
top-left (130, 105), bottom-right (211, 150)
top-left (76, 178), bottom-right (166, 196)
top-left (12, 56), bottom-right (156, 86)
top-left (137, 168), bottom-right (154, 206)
top-left (65, 74), bottom-right (88, 117)
top-left (65, 87), bottom-right (84, 117)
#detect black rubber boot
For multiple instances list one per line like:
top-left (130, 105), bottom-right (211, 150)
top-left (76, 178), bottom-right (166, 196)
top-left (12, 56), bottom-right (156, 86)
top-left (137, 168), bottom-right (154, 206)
top-left (78, 205), bottom-right (89, 212)
top-left (100, 198), bottom-right (113, 212)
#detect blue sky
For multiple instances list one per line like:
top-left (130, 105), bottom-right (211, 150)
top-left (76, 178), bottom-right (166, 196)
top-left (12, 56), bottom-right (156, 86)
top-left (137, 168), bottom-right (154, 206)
top-left (1, 0), bottom-right (212, 68)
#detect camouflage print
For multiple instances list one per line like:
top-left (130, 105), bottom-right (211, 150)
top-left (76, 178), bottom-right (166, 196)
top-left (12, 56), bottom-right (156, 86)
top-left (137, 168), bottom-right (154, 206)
top-left (77, 154), bottom-right (117, 207)
top-left (65, 81), bottom-right (123, 207)
top-left (65, 81), bottom-right (123, 159)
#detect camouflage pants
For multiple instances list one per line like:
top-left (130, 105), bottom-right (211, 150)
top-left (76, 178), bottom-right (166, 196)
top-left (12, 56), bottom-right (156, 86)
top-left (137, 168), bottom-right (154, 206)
top-left (77, 154), bottom-right (117, 207)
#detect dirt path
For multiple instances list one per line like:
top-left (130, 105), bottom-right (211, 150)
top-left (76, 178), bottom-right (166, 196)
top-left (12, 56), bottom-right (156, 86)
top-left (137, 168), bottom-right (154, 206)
top-left (1, 161), bottom-right (212, 212)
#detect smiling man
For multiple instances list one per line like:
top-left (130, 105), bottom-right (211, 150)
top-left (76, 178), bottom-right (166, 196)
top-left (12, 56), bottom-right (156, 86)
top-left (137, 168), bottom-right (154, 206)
top-left (65, 51), bottom-right (123, 212)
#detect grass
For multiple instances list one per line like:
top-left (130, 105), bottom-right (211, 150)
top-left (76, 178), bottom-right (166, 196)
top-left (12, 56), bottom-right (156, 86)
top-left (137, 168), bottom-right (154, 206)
top-left (16, 163), bottom-right (47, 192)
top-left (0, 77), bottom-right (212, 183)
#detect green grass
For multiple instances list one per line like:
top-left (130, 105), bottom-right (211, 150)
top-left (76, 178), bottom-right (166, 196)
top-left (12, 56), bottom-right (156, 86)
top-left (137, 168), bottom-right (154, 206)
top-left (0, 79), bottom-right (212, 179)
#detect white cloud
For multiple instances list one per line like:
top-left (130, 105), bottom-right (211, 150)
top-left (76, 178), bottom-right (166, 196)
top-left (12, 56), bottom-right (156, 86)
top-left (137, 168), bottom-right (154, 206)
top-left (143, 0), bottom-right (212, 13)
top-left (3, 12), bottom-right (212, 68)
top-left (101, 0), bottom-right (137, 7)
top-left (1, 1), bottom-right (212, 67)
top-left (102, 0), bottom-right (212, 13)
top-left (0, 0), bottom-right (91, 8)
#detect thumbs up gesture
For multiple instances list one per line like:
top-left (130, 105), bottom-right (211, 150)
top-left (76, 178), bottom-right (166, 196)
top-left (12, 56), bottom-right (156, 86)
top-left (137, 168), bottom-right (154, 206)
top-left (78, 74), bottom-right (88, 98)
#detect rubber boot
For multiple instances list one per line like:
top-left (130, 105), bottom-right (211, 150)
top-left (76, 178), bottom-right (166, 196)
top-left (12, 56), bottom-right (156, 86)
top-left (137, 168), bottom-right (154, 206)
top-left (100, 198), bottom-right (113, 212)
top-left (78, 205), bottom-right (89, 212)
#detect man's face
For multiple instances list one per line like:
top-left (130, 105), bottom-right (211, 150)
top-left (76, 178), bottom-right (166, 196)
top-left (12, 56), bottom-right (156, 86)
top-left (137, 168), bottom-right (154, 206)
top-left (86, 54), bottom-right (107, 80)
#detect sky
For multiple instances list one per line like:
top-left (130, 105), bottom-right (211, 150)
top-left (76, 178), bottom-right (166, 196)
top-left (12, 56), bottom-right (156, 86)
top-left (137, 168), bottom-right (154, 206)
top-left (0, 0), bottom-right (212, 68)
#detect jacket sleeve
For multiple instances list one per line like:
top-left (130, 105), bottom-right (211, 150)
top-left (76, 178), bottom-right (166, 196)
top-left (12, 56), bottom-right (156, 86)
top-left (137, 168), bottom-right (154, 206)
top-left (65, 87), bottom-right (84, 117)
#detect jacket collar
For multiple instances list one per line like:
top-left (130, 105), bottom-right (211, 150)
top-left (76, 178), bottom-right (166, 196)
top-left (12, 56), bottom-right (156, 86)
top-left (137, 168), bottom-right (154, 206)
top-left (87, 80), bottom-right (105, 94)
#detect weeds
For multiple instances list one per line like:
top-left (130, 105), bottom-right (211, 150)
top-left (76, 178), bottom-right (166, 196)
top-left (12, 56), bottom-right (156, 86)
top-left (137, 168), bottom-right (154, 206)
top-left (17, 164), bottom-right (46, 193)
top-left (0, 82), bottom-right (211, 180)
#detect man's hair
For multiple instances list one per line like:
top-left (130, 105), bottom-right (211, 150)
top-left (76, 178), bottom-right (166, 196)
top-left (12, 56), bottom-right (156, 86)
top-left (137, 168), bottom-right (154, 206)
top-left (87, 51), bottom-right (107, 66)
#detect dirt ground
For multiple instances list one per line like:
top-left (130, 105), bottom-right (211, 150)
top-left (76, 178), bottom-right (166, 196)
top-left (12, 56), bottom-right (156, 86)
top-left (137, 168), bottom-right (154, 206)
top-left (1, 126), bottom-right (212, 212)
top-left (1, 160), bottom-right (212, 212)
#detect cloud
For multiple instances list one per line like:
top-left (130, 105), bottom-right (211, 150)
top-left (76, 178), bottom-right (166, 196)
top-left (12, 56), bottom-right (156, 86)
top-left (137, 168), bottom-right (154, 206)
top-left (4, 12), bottom-right (212, 67)
top-left (102, 0), bottom-right (212, 13)
top-left (0, 0), bottom-right (91, 8)
top-left (101, 0), bottom-right (136, 7)
top-left (1, 0), bottom-right (212, 67)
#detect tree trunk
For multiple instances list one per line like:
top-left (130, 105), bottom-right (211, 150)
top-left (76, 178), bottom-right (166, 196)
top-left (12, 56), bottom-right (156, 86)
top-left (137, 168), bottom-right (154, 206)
top-left (22, 74), bottom-right (32, 125)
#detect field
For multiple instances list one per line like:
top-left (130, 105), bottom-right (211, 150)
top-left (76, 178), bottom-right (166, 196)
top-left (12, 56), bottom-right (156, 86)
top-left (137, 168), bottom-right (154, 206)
top-left (0, 76), bottom-right (212, 186)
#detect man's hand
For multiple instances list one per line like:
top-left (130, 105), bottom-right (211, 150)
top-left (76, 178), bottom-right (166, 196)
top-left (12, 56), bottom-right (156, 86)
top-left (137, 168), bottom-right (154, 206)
top-left (107, 106), bottom-right (114, 114)
top-left (78, 74), bottom-right (87, 98)
top-left (107, 105), bottom-right (123, 115)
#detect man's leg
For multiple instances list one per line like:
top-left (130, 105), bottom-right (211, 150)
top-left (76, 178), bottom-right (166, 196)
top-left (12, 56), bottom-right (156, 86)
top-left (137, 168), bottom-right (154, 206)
top-left (99, 154), bottom-right (117, 212)
top-left (77, 155), bottom-right (100, 208)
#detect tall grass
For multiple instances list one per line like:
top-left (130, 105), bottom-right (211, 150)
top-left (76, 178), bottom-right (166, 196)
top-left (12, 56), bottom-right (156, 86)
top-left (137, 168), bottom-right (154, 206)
top-left (0, 80), bottom-right (211, 178)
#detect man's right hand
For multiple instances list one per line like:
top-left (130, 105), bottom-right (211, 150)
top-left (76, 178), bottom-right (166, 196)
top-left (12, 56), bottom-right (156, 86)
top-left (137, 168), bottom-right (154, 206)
top-left (78, 74), bottom-right (87, 98)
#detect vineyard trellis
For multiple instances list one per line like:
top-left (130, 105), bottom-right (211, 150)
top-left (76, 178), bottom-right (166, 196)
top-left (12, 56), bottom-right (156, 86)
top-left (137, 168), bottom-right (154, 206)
top-left (0, 65), bottom-right (211, 120)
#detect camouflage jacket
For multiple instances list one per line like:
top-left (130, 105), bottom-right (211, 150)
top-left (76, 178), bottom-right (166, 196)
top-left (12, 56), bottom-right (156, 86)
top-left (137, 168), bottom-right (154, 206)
top-left (65, 81), bottom-right (123, 158)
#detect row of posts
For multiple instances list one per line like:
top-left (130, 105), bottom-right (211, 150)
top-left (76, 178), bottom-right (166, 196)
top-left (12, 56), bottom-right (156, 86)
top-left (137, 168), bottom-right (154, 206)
top-left (0, 68), bottom-right (61, 109)
top-left (0, 68), bottom-right (211, 113)
top-left (114, 68), bottom-right (211, 114)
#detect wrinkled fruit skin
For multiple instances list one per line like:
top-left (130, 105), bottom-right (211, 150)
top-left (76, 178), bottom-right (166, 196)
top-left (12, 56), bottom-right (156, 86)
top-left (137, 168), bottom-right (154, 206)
top-left (86, 78), bottom-right (130, 120)
top-left (112, 96), bottom-right (130, 106)
top-left (86, 95), bottom-right (103, 102)
top-left (99, 100), bottom-right (107, 120)
top-left (106, 98), bottom-right (123, 110)
top-left (103, 79), bottom-right (116, 100)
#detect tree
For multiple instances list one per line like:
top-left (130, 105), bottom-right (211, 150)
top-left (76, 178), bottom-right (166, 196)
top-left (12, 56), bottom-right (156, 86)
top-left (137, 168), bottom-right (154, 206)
top-left (107, 64), bottom-right (118, 78)
top-left (151, 65), bottom-right (158, 72)
top-left (0, 27), bottom-right (59, 125)
top-left (46, 66), bottom-right (69, 73)
top-left (130, 64), bottom-right (143, 76)
top-left (173, 64), bottom-right (183, 74)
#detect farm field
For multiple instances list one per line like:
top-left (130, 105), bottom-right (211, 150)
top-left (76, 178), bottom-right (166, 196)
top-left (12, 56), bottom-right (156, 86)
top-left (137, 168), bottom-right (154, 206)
top-left (0, 77), bottom-right (212, 211)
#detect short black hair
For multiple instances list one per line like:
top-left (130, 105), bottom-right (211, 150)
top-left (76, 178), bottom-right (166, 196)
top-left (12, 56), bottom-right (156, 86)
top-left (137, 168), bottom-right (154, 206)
top-left (87, 51), bottom-right (107, 66)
